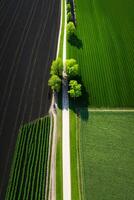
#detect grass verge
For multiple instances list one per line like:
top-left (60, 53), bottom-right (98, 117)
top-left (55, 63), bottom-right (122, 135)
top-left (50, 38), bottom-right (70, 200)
top-left (56, 0), bottom-right (66, 198)
top-left (70, 108), bottom-right (81, 200)
top-left (56, 93), bottom-right (63, 200)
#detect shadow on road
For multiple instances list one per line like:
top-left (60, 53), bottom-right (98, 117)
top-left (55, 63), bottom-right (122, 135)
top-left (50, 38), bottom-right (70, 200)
top-left (57, 76), bottom-right (89, 121)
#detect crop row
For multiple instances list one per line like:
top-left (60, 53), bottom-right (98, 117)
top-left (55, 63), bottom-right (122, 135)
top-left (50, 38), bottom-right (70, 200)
top-left (5, 116), bottom-right (50, 200)
top-left (79, 110), bottom-right (134, 200)
top-left (67, 0), bottom-right (134, 107)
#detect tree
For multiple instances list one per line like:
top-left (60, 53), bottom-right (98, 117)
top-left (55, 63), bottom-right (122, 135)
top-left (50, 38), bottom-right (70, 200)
top-left (68, 80), bottom-right (82, 98)
top-left (66, 22), bottom-right (76, 41)
top-left (50, 57), bottom-right (63, 77)
top-left (48, 75), bottom-right (61, 92)
top-left (66, 58), bottom-right (79, 78)
top-left (67, 12), bottom-right (73, 23)
top-left (67, 3), bottom-right (71, 13)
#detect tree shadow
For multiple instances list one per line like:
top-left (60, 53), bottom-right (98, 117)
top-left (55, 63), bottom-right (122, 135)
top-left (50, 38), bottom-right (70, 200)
top-left (56, 76), bottom-right (90, 121)
top-left (57, 91), bottom-right (62, 110)
top-left (68, 34), bottom-right (83, 49)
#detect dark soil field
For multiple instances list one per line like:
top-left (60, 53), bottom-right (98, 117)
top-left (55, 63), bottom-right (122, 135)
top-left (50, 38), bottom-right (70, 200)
top-left (0, 0), bottom-right (60, 198)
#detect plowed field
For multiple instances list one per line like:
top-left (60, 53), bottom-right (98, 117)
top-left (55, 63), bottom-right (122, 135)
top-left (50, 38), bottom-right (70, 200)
top-left (0, 0), bottom-right (60, 198)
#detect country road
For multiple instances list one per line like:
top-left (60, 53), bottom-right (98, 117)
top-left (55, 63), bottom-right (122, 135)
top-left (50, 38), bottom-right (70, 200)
top-left (0, 0), bottom-right (60, 198)
top-left (62, 1), bottom-right (71, 200)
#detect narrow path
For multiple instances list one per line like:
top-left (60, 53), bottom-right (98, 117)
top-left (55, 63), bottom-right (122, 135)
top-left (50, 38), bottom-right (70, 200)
top-left (49, 1), bottom-right (71, 199)
top-left (49, 0), bottom-right (63, 199)
top-left (62, 1), bottom-right (71, 200)
top-left (49, 94), bottom-right (57, 200)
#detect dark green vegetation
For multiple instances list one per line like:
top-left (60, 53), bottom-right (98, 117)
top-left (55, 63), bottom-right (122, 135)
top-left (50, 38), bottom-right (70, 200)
top-left (67, 22), bottom-right (76, 41)
top-left (67, 0), bottom-right (134, 107)
top-left (65, 58), bottom-right (82, 98)
top-left (5, 116), bottom-right (51, 200)
top-left (67, 12), bottom-right (73, 23)
top-left (68, 80), bottom-right (82, 98)
top-left (48, 57), bottom-right (63, 92)
top-left (66, 58), bottom-right (79, 78)
top-left (50, 58), bottom-right (63, 77)
top-left (79, 111), bottom-right (134, 200)
top-left (48, 74), bottom-right (62, 92)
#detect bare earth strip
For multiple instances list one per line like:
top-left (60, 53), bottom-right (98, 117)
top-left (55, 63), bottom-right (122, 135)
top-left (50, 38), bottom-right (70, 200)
top-left (49, 95), bottom-right (57, 200)
top-left (49, 0), bottom-right (63, 199)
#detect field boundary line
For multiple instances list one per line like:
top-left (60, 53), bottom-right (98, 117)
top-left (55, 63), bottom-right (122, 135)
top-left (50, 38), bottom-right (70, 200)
top-left (88, 109), bottom-right (134, 112)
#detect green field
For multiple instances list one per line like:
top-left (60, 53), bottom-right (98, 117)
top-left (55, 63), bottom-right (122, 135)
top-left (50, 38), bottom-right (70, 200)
top-left (79, 110), bottom-right (134, 200)
top-left (70, 109), bottom-right (80, 200)
top-left (6, 116), bottom-right (51, 200)
top-left (67, 0), bottom-right (134, 107)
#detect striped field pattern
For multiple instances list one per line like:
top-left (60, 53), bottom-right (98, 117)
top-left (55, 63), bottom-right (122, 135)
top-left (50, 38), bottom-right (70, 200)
top-left (79, 110), bottom-right (134, 200)
top-left (0, 0), bottom-right (60, 197)
top-left (67, 0), bottom-right (134, 107)
top-left (5, 116), bottom-right (51, 200)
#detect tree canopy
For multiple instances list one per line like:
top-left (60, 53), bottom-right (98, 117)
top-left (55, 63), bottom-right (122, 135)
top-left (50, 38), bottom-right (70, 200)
top-left (68, 80), bottom-right (82, 98)
top-left (67, 12), bottom-right (73, 23)
top-left (48, 75), bottom-right (62, 92)
top-left (50, 57), bottom-right (63, 77)
top-left (66, 22), bottom-right (76, 40)
top-left (67, 3), bottom-right (71, 13)
top-left (66, 58), bottom-right (79, 78)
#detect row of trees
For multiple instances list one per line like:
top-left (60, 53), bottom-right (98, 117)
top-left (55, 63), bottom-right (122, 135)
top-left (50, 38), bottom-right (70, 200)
top-left (67, 0), bottom-right (76, 24)
top-left (48, 2), bottom-right (81, 99)
top-left (66, 59), bottom-right (82, 98)
top-left (48, 58), bottom-right (82, 98)
top-left (67, 3), bottom-right (72, 23)
top-left (66, 2), bottom-right (76, 42)
top-left (66, 2), bottom-right (83, 98)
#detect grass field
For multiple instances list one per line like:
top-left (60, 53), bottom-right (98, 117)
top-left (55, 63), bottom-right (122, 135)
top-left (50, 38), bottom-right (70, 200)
top-left (70, 109), bottom-right (80, 200)
top-left (5, 116), bottom-right (51, 200)
top-left (67, 0), bottom-right (134, 107)
top-left (79, 110), bottom-right (134, 200)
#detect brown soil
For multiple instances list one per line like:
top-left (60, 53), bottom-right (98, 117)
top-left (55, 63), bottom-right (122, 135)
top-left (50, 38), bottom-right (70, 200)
top-left (0, 0), bottom-right (61, 198)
